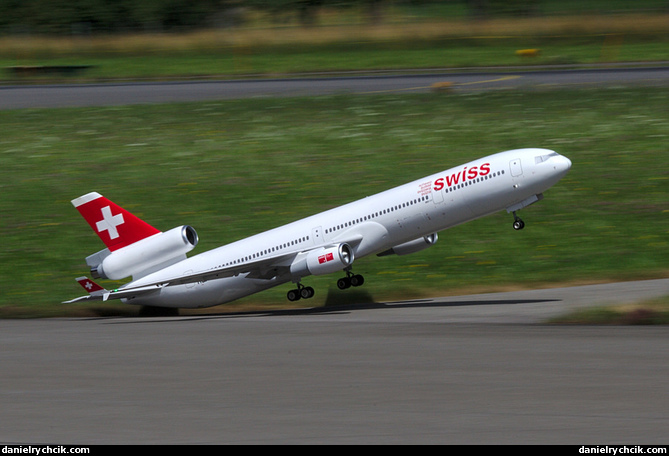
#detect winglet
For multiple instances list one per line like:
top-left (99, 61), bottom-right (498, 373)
top-left (72, 192), bottom-right (160, 251)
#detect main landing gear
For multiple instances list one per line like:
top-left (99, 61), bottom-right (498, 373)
top-left (287, 283), bottom-right (315, 302)
top-left (337, 267), bottom-right (365, 290)
top-left (512, 211), bottom-right (525, 230)
top-left (287, 268), bottom-right (365, 302)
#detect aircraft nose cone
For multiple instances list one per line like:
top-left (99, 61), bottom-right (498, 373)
top-left (557, 155), bottom-right (572, 174)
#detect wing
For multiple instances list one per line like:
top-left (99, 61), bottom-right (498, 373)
top-left (64, 230), bottom-right (373, 303)
top-left (64, 250), bottom-right (299, 304)
top-left (158, 250), bottom-right (299, 286)
top-left (135, 233), bottom-right (369, 290)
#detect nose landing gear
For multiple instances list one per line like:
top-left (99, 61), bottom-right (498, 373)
top-left (512, 211), bottom-right (525, 230)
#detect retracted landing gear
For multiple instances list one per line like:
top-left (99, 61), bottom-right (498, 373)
top-left (512, 211), bottom-right (525, 230)
top-left (337, 267), bottom-right (365, 290)
top-left (287, 282), bottom-right (315, 302)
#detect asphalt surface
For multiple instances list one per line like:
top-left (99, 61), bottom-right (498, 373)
top-left (1, 279), bottom-right (668, 444)
top-left (2, 66), bottom-right (669, 109)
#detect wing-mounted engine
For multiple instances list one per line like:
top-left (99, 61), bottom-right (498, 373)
top-left (290, 243), bottom-right (354, 278)
top-left (87, 225), bottom-right (198, 280)
top-left (377, 233), bottom-right (438, 257)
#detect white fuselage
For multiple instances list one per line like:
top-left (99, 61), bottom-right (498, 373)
top-left (125, 148), bottom-right (571, 308)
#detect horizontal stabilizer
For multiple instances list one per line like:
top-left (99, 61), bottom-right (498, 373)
top-left (63, 277), bottom-right (107, 303)
top-left (63, 276), bottom-right (165, 303)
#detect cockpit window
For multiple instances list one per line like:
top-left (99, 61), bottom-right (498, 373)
top-left (535, 152), bottom-right (559, 164)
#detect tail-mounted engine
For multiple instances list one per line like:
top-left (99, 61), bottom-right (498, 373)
top-left (87, 225), bottom-right (198, 280)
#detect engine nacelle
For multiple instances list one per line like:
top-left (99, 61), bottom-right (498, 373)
top-left (290, 243), bottom-right (354, 278)
top-left (91, 225), bottom-right (198, 280)
top-left (377, 233), bottom-right (438, 257)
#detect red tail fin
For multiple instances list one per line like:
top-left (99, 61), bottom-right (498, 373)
top-left (72, 192), bottom-right (160, 251)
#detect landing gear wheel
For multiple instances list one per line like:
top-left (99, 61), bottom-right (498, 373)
top-left (350, 274), bottom-right (365, 287)
top-left (300, 286), bottom-right (315, 299)
top-left (287, 284), bottom-right (315, 302)
top-left (337, 269), bottom-right (365, 290)
top-left (512, 211), bottom-right (525, 230)
top-left (337, 277), bottom-right (351, 290)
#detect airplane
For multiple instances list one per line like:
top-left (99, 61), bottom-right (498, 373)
top-left (64, 148), bottom-right (571, 314)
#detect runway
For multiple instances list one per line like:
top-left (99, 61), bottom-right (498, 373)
top-left (1, 279), bottom-right (667, 444)
top-left (2, 66), bottom-right (669, 110)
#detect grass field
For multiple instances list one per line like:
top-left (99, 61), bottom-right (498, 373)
top-left (1, 87), bottom-right (667, 318)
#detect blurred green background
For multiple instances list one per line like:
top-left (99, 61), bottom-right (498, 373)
top-left (2, 0), bottom-right (669, 80)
